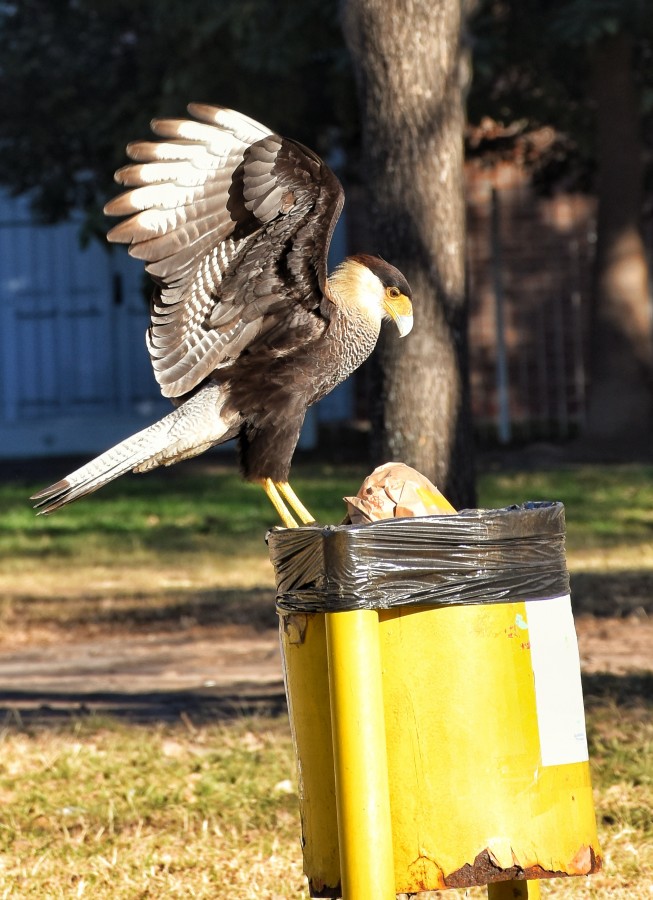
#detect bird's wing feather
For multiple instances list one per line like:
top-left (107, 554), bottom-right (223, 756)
top-left (105, 104), bottom-right (344, 398)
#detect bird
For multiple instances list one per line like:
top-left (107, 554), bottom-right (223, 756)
top-left (31, 104), bottom-right (413, 528)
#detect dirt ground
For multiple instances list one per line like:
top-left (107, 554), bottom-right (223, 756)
top-left (576, 614), bottom-right (652, 676)
top-left (0, 612), bottom-right (650, 725)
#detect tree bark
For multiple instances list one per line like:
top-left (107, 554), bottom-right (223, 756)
top-left (585, 32), bottom-right (653, 448)
top-left (342, 0), bottom-right (476, 507)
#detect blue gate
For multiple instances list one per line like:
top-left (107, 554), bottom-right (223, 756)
top-left (0, 193), bottom-right (167, 458)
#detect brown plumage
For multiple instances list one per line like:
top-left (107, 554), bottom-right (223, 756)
top-left (32, 105), bottom-right (413, 526)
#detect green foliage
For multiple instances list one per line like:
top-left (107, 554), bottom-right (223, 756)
top-left (548, 0), bottom-right (651, 47)
top-left (470, 1), bottom-right (584, 122)
top-left (0, 0), bottom-right (354, 227)
top-left (468, 0), bottom-right (653, 191)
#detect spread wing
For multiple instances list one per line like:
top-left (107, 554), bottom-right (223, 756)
top-left (104, 104), bottom-right (344, 398)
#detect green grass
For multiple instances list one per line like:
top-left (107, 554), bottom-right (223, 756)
top-left (477, 463), bottom-right (653, 552)
top-left (2, 459), bottom-right (653, 560)
top-left (1, 462), bottom-right (367, 564)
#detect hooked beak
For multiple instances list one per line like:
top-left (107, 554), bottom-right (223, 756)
top-left (383, 293), bottom-right (413, 337)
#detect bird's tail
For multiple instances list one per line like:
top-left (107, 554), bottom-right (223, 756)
top-left (31, 384), bottom-right (241, 514)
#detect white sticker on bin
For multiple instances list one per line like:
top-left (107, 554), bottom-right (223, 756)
top-left (525, 594), bottom-right (589, 767)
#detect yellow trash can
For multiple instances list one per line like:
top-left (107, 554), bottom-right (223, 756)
top-left (269, 502), bottom-right (601, 898)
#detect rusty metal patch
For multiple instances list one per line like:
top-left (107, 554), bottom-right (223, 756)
top-left (309, 846), bottom-right (601, 897)
top-left (398, 845), bottom-right (602, 894)
top-left (446, 845), bottom-right (601, 888)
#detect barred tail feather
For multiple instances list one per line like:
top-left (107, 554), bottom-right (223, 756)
top-left (31, 384), bottom-right (240, 514)
top-left (31, 420), bottom-right (178, 514)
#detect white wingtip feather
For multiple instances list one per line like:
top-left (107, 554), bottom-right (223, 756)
top-left (187, 104), bottom-right (272, 142)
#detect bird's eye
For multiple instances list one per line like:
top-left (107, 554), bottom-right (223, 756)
top-left (387, 287), bottom-right (401, 299)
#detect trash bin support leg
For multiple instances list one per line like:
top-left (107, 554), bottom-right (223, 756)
top-left (325, 609), bottom-right (395, 900)
top-left (488, 879), bottom-right (541, 899)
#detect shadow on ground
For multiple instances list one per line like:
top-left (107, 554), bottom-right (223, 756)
top-left (10, 571), bottom-right (653, 637)
top-left (3, 673), bottom-right (652, 730)
top-left (571, 571), bottom-right (653, 617)
top-left (8, 586), bottom-right (279, 637)
top-left (2, 570), bottom-right (652, 728)
top-left (1, 683), bottom-right (287, 727)
top-left (583, 672), bottom-right (653, 708)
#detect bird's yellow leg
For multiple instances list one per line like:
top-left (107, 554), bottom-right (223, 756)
top-left (261, 478), bottom-right (299, 528)
top-left (276, 481), bottom-right (316, 525)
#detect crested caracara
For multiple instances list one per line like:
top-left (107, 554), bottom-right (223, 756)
top-left (32, 104), bottom-right (413, 527)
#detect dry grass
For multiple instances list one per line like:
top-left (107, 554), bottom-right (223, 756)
top-left (0, 717), bottom-right (306, 899)
top-left (0, 703), bottom-right (651, 898)
top-left (0, 553), bottom-right (277, 649)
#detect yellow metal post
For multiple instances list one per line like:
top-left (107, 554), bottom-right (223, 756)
top-left (325, 608), bottom-right (395, 900)
top-left (280, 613), bottom-right (339, 893)
top-left (488, 879), bottom-right (542, 899)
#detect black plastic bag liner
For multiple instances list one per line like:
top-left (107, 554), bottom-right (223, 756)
top-left (268, 501), bottom-right (569, 613)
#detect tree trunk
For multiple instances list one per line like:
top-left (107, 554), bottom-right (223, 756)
top-left (342, 0), bottom-right (476, 508)
top-left (585, 32), bottom-right (653, 449)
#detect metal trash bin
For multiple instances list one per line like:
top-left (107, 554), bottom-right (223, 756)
top-left (269, 502), bottom-right (602, 897)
